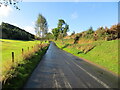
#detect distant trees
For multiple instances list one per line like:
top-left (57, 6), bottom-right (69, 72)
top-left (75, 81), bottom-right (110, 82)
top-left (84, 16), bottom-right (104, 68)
top-left (44, 32), bottom-right (54, 40)
top-left (1, 22), bottom-right (35, 40)
top-left (52, 19), bottom-right (69, 41)
top-left (52, 28), bottom-right (59, 41)
top-left (35, 14), bottom-right (48, 38)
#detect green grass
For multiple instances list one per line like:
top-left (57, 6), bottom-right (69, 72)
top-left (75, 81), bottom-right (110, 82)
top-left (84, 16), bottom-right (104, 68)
top-left (0, 39), bottom-right (48, 81)
top-left (55, 39), bottom-right (119, 75)
top-left (2, 46), bottom-right (48, 89)
top-left (0, 39), bottom-right (40, 63)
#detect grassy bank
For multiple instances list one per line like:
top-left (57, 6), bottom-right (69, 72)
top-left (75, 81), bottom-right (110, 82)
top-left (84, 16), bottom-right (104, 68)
top-left (0, 39), bottom-right (48, 82)
top-left (55, 39), bottom-right (119, 75)
top-left (2, 44), bottom-right (49, 89)
top-left (0, 39), bottom-right (47, 75)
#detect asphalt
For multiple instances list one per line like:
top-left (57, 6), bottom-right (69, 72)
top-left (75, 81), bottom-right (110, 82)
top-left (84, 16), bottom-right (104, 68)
top-left (24, 42), bottom-right (119, 89)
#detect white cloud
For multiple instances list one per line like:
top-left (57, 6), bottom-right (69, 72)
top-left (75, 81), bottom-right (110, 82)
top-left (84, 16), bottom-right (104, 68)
top-left (24, 26), bottom-right (35, 35)
top-left (0, 5), bottom-right (13, 17)
top-left (71, 12), bottom-right (79, 19)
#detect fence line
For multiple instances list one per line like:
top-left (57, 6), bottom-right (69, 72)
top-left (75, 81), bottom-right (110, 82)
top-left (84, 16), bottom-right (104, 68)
top-left (11, 45), bottom-right (40, 63)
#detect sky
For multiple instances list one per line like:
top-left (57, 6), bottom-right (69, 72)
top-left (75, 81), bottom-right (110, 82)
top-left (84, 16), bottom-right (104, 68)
top-left (0, 1), bottom-right (118, 35)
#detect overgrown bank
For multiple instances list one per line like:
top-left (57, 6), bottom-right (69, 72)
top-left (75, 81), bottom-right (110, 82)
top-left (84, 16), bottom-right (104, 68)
top-left (55, 39), bottom-right (119, 75)
top-left (2, 44), bottom-right (49, 89)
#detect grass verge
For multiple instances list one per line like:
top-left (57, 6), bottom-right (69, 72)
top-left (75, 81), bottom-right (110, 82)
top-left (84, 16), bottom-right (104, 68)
top-left (55, 39), bottom-right (119, 75)
top-left (2, 45), bottom-right (49, 90)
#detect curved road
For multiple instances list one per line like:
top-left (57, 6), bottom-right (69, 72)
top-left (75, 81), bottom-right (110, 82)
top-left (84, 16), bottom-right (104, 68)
top-left (24, 42), bottom-right (118, 88)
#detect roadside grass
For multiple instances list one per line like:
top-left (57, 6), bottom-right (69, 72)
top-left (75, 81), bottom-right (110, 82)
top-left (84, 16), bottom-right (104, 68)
top-left (2, 43), bottom-right (49, 89)
top-left (55, 39), bottom-right (119, 75)
top-left (0, 39), bottom-right (48, 82)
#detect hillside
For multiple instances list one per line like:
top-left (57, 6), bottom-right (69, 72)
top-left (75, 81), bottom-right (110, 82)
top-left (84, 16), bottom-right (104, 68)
top-left (0, 22), bottom-right (35, 40)
top-left (55, 39), bottom-right (119, 75)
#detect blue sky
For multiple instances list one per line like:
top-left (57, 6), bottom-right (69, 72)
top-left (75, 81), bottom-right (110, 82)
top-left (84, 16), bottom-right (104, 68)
top-left (0, 2), bottom-right (118, 35)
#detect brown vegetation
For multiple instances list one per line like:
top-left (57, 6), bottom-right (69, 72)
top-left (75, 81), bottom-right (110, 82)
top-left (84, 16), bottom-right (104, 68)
top-left (66, 24), bottom-right (120, 44)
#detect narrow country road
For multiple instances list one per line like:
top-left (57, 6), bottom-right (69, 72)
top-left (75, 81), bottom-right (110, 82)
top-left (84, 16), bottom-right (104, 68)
top-left (24, 42), bottom-right (118, 88)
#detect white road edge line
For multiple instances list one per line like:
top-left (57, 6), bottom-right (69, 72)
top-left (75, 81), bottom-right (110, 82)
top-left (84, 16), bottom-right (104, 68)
top-left (71, 61), bottom-right (111, 88)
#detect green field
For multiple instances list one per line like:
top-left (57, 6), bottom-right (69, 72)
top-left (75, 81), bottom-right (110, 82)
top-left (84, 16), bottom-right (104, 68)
top-left (55, 39), bottom-right (119, 75)
top-left (1, 39), bottom-right (41, 62)
top-left (3, 46), bottom-right (48, 88)
top-left (0, 39), bottom-right (45, 76)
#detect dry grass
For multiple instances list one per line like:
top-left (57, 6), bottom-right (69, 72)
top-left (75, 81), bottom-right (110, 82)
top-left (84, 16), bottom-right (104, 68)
top-left (78, 39), bottom-right (94, 44)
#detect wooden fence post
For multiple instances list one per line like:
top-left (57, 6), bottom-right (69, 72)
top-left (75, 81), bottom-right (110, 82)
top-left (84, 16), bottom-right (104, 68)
top-left (28, 47), bottom-right (29, 51)
top-left (22, 48), bottom-right (24, 55)
top-left (12, 52), bottom-right (14, 63)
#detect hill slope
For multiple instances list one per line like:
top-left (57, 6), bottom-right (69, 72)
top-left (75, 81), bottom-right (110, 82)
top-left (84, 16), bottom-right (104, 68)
top-left (55, 39), bottom-right (119, 75)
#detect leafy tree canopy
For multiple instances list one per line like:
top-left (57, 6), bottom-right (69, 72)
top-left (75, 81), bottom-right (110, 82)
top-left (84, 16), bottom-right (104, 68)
top-left (35, 14), bottom-right (48, 38)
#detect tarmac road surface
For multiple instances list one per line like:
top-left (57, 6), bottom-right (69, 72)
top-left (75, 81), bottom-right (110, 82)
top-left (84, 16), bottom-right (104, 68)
top-left (24, 42), bottom-right (118, 89)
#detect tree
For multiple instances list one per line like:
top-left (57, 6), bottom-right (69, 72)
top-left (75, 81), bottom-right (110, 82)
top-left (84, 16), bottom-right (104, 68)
top-left (0, 0), bottom-right (22, 10)
top-left (57, 19), bottom-right (69, 42)
top-left (35, 14), bottom-right (48, 38)
top-left (63, 24), bottom-right (69, 37)
top-left (51, 19), bottom-right (69, 41)
top-left (57, 19), bottom-right (65, 30)
top-left (57, 19), bottom-right (65, 38)
top-left (44, 32), bottom-right (54, 40)
top-left (52, 28), bottom-right (59, 41)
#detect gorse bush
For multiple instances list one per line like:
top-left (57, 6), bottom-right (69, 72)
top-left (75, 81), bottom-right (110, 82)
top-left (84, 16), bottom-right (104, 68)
top-left (71, 24), bottom-right (119, 43)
